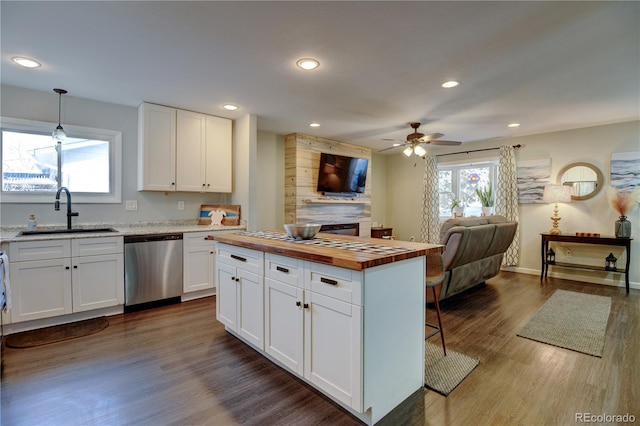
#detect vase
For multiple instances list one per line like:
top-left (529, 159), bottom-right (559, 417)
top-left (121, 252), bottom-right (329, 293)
top-left (615, 215), bottom-right (631, 238)
top-left (482, 206), bottom-right (493, 216)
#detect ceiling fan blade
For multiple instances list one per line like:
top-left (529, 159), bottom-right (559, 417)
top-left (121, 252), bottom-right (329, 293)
top-left (419, 132), bottom-right (444, 142)
top-left (377, 145), bottom-right (403, 152)
top-left (429, 140), bottom-right (462, 146)
top-left (381, 138), bottom-right (407, 142)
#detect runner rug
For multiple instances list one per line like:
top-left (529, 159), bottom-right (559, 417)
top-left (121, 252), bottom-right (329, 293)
top-left (517, 289), bottom-right (611, 357)
top-left (424, 341), bottom-right (479, 396)
top-left (5, 317), bottom-right (109, 348)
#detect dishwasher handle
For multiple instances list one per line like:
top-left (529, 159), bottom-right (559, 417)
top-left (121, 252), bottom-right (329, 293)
top-left (124, 233), bottom-right (183, 244)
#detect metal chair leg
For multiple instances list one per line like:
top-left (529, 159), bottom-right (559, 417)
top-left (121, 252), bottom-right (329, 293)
top-left (432, 286), bottom-right (446, 356)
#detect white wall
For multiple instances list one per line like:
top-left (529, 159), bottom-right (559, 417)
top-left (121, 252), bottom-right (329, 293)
top-left (256, 131), bottom-right (285, 231)
top-left (385, 120), bottom-right (640, 289)
top-left (0, 85), bottom-right (232, 227)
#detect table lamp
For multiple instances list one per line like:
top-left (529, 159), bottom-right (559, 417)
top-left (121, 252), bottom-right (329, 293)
top-left (542, 184), bottom-right (572, 235)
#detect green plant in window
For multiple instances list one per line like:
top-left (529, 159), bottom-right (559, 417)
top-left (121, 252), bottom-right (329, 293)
top-left (450, 198), bottom-right (464, 212)
top-left (475, 183), bottom-right (494, 207)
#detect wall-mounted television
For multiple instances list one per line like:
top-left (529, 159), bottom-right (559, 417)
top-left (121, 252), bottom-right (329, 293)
top-left (316, 152), bottom-right (369, 195)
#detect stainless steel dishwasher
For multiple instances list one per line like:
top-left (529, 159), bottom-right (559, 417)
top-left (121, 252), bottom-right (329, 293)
top-left (124, 233), bottom-right (183, 312)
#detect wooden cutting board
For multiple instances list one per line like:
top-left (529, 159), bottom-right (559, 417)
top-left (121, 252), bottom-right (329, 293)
top-left (198, 204), bottom-right (241, 226)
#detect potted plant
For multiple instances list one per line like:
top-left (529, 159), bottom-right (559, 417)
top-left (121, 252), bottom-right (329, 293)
top-left (450, 198), bottom-right (465, 217)
top-left (476, 183), bottom-right (494, 216)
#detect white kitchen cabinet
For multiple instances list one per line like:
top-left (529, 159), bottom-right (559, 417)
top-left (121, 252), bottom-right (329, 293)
top-left (204, 115), bottom-right (232, 193)
top-left (216, 245), bottom-right (264, 350)
top-left (8, 237), bottom-right (124, 322)
top-left (183, 231), bottom-right (216, 293)
top-left (256, 252), bottom-right (362, 410)
top-left (139, 102), bottom-right (232, 193)
top-left (137, 102), bottom-right (177, 191)
top-left (9, 257), bottom-right (72, 322)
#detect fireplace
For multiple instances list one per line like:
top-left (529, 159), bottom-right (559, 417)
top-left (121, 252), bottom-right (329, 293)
top-left (319, 223), bottom-right (359, 236)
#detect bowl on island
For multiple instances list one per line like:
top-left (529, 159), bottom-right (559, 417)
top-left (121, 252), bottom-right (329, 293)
top-left (283, 223), bottom-right (322, 240)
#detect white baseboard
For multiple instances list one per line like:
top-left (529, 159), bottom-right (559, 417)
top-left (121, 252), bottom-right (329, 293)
top-left (503, 266), bottom-right (639, 291)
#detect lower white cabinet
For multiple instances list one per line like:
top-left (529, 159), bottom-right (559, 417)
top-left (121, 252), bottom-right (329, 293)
top-left (8, 237), bottom-right (124, 323)
top-left (183, 231), bottom-right (216, 293)
top-left (216, 245), bottom-right (264, 350)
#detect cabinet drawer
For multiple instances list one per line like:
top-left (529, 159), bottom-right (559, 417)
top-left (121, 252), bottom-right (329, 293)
top-left (9, 239), bottom-right (71, 262)
top-left (216, 243), bottom-right (263, 275)
top-left (72, 236), bottom-right (123, 256)
top-left (305, 262), bottom-right (362, 306)
top-left (183, 231), bottom-right (216, 248)
top-left (266, 253), bottom-right (304, 287)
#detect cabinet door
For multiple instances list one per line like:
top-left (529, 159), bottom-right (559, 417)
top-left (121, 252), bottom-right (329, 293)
top-left (72, 253), bottom-right (124, 312)
top-left (216, 262), bottom-right (237, 330)
top-left (176, 109), bottom-right (206, 192)
top-left (264, 278), bottom-right (304, 375)
top-left (304, 291), bottom-right (362, 411)
top-left (204, 115), bottom-right (232, 193)
top-left (137, 103), bottom-right (176, 191)
top-left (237, 269), bottom-right (264, 350)
top-left (183, 243), bottom-right (215, 293)
top-left (10, 258), bottom-right (72, 322)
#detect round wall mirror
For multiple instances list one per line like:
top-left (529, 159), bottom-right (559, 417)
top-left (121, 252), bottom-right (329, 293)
top-left (557, 162), bottom-right (604, 201)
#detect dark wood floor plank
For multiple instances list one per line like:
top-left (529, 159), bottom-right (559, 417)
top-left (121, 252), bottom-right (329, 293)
top-left (2, 271), bottom-right (638, 425)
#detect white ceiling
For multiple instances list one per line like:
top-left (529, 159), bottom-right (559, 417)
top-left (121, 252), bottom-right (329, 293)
top-left (1, 1), bottom-right (639, 153)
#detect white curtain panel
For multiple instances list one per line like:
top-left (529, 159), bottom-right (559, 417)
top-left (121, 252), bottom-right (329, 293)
top-left (420, 155), bottom-right (441, 244)
top-left (495, 145), bottom-right (520, 265)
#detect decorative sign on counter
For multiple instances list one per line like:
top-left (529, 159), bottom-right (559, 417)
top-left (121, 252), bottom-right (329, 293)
top-left (199, 204), bottom-right (241, 225)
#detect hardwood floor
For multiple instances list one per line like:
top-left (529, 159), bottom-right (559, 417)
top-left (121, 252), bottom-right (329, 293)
top-left (2, 272), bottom-right (638, 426)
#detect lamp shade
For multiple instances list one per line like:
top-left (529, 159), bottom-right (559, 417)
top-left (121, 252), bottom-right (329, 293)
top-left (542, 184), bottom-right (572, 203)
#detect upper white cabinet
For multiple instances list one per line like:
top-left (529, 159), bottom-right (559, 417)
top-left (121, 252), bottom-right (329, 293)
top-left (138, 103), bottom-right (177, 191)
top-left (138, 102), bottom-right (232, 193)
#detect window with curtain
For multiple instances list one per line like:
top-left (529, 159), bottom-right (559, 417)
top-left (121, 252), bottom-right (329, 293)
top-left (438, 161), bottom-right (498, 218)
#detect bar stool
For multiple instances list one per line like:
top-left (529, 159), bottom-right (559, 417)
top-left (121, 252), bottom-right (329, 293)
top-left (426, 253), bottom-right (446, 356)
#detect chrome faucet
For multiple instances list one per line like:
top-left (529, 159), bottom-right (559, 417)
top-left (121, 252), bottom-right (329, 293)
top-left (54, 187), bottom-right (79, 229)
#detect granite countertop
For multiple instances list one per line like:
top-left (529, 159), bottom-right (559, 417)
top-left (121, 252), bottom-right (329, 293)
top-left (212, 230), bottom-right (444, 270)
top-left (0, 220), bottom-right (245, 243)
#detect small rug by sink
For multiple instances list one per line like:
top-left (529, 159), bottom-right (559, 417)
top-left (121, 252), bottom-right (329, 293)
top-left (5, 317), bottom-right (109, 349)
top-left (424, 342), bottom-right (479, 396)
top-left (517, 290), bottom-right (611, 357)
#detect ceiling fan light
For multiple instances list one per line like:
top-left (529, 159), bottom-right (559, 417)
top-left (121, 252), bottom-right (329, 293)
top-left (403, 146), bottom-right (413, 157)
top-left (413, 145), bottom-right (427, 157)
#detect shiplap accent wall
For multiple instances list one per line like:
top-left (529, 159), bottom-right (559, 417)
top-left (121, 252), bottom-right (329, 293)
top-left (284, 133), bottom-right (372, 236)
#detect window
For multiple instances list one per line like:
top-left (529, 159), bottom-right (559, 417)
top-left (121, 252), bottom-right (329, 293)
top-left (1, 117), bottom-right (121, 203)
top-left (438, 160), bottom-right (498, 218)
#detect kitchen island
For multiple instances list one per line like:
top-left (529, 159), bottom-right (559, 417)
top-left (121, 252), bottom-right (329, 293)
top-left (211, 231), bottom-right (443, 425)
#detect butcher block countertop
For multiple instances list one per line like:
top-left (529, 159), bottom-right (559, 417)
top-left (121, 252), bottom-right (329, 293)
top-left (210, 230), bottom-right (444, 270)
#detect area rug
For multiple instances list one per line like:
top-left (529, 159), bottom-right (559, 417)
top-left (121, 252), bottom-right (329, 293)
top-left (5, 317), bottom-right (109, 348)
top-left (517, 290), bottom-right (611, 357)
top-left (424, 342), bottom-right (479, 396)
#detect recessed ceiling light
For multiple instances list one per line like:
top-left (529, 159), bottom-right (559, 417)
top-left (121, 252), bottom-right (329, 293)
top-left (12, 56), bottom-right (41, 68)
top-left (296, 58), bottom-right (320, 70)
top-left (441, 80), bottom-right (460, 88)
top-left (309, 122), bottom-right (320, 128)
top-left (508, 122), bottom-right (520, 128)
top-left (223, 104), bottom-right (239, 111)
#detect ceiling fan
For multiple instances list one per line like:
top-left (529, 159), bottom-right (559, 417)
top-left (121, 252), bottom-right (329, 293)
top-left (379, 122), bottom-right (462, 156)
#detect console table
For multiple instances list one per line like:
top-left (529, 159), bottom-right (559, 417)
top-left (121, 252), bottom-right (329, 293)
top-left (540, 233), bottom-right (632, 294)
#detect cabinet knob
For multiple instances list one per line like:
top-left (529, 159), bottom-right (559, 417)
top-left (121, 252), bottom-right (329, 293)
top-left (207, 183), bottom-right (210, 187)
top-left (235, 278), bottom-right (240, 282)
top-left (296, 301), bottom-right (301, 307)
top-left (231, 276), bottom-right (235, 281)
top-left (73, 265), bottom-right (78, 269)
top-left (171, 182), bottom-right (175, 186)
top-left (65, 266), bottom-right (70, 270)
top-left (303, 303), bottom-right (309, 309)
top-left (210, 251), bottom-right (214, 254)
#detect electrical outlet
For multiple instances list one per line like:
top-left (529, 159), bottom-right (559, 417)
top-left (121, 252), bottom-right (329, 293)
top-left (410, 236), bottom-right (415, 242)
top-left (125, 200), bottom-right (138, 211)
top-left (177, 201), bottom-right (185, 210)
top-left (565, 248), bottom-right (572, 257)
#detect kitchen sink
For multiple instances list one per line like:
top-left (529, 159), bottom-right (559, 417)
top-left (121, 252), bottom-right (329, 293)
top-left (16, 227), bottom-right (118, 236)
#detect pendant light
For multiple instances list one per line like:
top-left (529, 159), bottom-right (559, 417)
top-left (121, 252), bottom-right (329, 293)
top-left (52, 88), bottom-right (67, 142)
